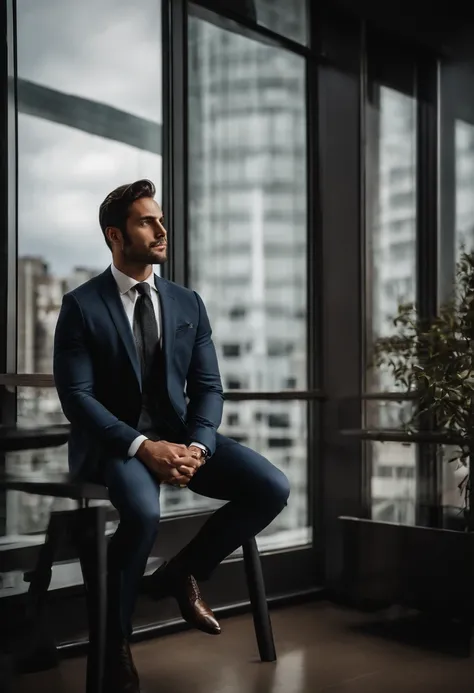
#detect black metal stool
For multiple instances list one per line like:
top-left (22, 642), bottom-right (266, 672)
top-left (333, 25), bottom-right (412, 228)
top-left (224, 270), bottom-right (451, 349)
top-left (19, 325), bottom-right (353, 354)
top-left (15, 478), bottom-right (276, 693)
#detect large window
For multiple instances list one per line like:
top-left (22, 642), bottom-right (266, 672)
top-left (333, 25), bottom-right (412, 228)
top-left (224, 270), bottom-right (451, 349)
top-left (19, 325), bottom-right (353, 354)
top-left (8, 0), bottom-right (163, 534)
top-left (187, 15), bottom-right (309, 545)
top-left (366, 78), bottom-right (418, 525)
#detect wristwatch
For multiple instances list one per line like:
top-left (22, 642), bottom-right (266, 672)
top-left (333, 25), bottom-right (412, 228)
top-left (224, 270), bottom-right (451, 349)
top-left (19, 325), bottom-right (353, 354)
top-left (192, 445), bottom-right (209, 462)
top-left (201, 447), bottom-right (209, 463)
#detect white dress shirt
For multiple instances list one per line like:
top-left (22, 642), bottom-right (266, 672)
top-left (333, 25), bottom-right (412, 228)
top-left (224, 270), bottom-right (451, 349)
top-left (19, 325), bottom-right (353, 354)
top-left (110, 265), bottom-right (205, 458)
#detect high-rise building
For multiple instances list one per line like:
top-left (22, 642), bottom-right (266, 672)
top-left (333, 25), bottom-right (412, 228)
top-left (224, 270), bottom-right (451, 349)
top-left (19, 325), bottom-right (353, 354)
top-left (188, 16), bottom-right (308, 539)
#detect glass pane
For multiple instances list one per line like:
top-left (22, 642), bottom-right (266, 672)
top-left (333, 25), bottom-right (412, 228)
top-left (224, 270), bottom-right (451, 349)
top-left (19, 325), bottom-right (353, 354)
top-left (16, 0), bottom-right (162, 375)
top-left (188, 16), bottom-right (307, 396)
top-left (162, 400), bottom-right (310, 548)
top-left (221, 400), bottom-right (310, 548)
top-left (440, 118), bottom-right (474, 515)
top-left (197, 0), bottom-right (308, 45)
top-left (9, 0), bottom-right (162, 538)
top-left (455, 120), bottom-right (474, 255)
top-left (187, 16), bottom-right (308, 533)
top-left (366, 85), bottom-right (417, 524)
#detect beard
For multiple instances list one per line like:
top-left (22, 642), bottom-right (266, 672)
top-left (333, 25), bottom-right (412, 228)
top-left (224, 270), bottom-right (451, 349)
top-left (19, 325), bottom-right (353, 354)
top-left (123, 243), bottom-right (167, 265)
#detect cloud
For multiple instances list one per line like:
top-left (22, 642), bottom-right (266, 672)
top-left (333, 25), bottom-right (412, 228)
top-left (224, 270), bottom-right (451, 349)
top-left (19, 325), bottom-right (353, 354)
top-left (18, 115), bottom-right (162, 275)
top-left (17, 0), bottom-right (162, 119)
top-left (16, 0), bottom-right (163, 276)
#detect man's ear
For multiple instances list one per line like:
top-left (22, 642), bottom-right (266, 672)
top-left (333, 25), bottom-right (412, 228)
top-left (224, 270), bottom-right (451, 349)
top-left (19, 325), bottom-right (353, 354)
top-left (106, 226), bottom-right (122, 247)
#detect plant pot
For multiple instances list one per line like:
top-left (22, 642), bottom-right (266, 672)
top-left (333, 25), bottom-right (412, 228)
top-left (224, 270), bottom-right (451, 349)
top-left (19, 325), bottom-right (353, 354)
top-left (338, 516), bottom-right (474, 622)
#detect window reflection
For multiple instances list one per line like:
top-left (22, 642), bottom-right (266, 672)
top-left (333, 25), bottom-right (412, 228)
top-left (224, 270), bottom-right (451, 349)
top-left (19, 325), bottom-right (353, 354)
top-left (196, 0), bottom-right (308, 45)
top-left (188, 16), bottom-right (309, 544)
top-left (366, 85), bottom-right (418, 525)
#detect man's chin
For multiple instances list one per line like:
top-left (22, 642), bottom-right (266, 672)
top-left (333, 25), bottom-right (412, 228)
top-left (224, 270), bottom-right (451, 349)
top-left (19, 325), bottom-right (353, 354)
top-left (149, 250), bottom-right (168, 265)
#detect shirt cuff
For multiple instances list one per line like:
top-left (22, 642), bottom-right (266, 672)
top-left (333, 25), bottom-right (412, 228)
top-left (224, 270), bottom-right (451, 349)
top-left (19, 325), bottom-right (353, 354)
top-left (189, 442), bottom-right (208, 456)
top-left (128, 435), bottom-right (148, 458)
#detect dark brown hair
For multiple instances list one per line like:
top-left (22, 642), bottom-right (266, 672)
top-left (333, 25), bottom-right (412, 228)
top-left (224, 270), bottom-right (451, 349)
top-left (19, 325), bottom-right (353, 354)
top-left (99, 179), bottom-right (156, 248)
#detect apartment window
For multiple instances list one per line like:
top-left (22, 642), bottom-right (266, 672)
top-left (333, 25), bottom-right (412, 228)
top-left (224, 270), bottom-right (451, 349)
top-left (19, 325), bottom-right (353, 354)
top-left (396, 467), bottom-right (415, 479)
top-left (268, 437), bottom-right (293, 448)
top-left (378, 466), bottom-right (394, 478)
top-left (222, 344), bottom-right (241, 358)
top-left (227, 379), bottom-right (242, 390)
top-left (268, 413), bottom-right (290, 428)
top-left (229, 306), bottom-right (246, 319)
top-left (267, 343), bottom-right (293, 357)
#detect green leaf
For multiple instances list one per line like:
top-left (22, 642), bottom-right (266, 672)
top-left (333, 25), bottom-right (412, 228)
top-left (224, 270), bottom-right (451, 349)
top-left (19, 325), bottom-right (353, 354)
top-left (369, 248), bottom-right (474, 518)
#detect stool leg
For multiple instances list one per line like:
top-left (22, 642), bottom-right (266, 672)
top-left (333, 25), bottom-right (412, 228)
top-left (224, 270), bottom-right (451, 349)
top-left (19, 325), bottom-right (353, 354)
top-left (73, 506), bottom-right (107, 693)
top-left (19, 512), bottom-right (68, 673)
top-left (0, 653), bottom-right (12, 693)
top-left (26, 512), bottom-right (66, 602)
top-left (242, 537), bottom-right (276, 662)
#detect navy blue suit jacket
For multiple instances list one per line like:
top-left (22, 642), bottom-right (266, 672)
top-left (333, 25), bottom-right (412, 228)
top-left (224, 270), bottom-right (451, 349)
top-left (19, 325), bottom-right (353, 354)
top-left (53, 267), bottom-right (224, 478)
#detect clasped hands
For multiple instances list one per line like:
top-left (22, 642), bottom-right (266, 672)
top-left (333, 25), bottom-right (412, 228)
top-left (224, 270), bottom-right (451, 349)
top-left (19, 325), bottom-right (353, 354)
top-left (137, 439), bottom-right (205, 487)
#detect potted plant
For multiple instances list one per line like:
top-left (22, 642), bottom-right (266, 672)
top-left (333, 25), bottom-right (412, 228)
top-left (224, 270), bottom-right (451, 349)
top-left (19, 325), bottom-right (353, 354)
top-left (371, 249), bottom-right (474, 517)
top-left (339, 251), bottom-right (474, 638)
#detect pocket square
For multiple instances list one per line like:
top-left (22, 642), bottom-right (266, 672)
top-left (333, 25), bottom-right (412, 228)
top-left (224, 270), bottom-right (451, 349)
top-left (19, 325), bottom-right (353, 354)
top-left (176, 321), bottom-right (194, 333)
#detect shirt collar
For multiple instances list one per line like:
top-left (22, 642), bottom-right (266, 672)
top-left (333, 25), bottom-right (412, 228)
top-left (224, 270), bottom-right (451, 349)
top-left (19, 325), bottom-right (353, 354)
top-left (111, 264), bottom-right (157, 296)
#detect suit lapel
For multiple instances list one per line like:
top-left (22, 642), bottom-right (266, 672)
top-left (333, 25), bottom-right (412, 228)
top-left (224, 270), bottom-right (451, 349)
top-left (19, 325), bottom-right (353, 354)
top-left (99, 268), bottom-right (142, 389)
top-left (155, 275), bottom-right (176, 375)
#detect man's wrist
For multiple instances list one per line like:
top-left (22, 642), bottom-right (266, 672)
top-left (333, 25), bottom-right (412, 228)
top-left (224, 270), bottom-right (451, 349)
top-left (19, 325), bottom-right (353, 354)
top-left (129, 434), bottom-right (148, 458)
top-left (189, 442), bottom-right (209, 459)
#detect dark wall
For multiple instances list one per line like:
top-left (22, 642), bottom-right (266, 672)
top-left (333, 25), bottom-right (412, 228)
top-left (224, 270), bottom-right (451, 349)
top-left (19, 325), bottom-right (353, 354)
top-left (325, 0), bottom-right (474, 63)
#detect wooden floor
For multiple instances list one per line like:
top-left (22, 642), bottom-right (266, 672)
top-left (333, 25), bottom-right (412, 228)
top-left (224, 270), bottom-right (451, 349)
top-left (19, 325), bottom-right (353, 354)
top-left (11, 602), bottom-right (474, 693)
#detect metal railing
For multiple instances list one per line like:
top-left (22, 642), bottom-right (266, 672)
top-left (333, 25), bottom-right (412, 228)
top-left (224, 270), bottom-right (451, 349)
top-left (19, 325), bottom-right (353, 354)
top-left (0, 373), bottom-right (325, 402)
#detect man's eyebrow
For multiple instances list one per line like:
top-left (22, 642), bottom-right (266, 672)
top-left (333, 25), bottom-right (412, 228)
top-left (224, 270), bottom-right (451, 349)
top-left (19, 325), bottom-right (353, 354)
top-left (138, 214), bottom-right (163, 221)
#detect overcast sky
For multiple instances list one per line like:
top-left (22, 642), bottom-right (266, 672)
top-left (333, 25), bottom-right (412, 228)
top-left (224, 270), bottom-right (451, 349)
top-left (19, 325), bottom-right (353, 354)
top-left (16, 0), bottom-right (163, 276)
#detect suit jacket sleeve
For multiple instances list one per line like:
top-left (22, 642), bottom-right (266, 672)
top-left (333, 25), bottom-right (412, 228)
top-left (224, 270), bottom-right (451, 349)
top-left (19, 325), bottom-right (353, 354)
top-left (53, 293), bottom-right (142, 457)
top-left (185, 291), bottom-right (224, 456)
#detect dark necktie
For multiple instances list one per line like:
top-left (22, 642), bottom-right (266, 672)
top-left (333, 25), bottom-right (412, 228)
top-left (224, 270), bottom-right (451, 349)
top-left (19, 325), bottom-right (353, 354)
top-left (133, 282), bottom-right (159, 383)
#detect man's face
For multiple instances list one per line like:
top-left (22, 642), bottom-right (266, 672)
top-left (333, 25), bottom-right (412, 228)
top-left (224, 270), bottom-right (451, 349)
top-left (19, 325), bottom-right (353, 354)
top-left (115, 197), bottom-right (168, 265)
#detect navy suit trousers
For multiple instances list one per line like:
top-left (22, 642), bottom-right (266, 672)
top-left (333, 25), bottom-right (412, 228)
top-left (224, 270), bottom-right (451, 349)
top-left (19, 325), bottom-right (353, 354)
top-left (104, 433), bottom-right (290, 636)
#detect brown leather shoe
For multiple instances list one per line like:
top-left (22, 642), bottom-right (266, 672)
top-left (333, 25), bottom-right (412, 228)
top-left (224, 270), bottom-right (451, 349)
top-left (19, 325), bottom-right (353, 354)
top-left (146, 563), bottom-right (221, 635)
top-left (104, 638), bottom-right (141, 693)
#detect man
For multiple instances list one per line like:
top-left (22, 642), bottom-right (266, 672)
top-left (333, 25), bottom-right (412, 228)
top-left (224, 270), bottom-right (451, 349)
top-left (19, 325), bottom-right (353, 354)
top-left (53, 179), bottom-right (290, 693)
